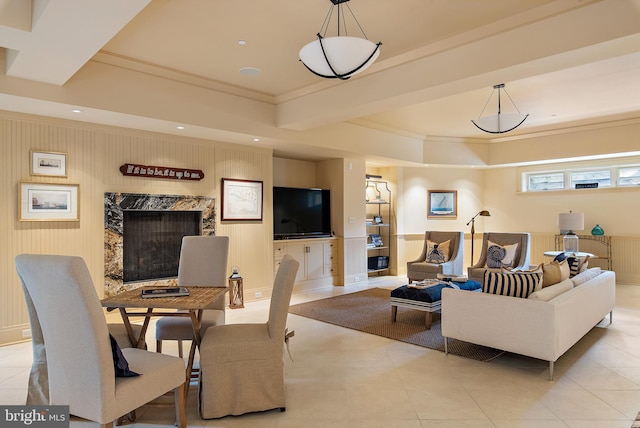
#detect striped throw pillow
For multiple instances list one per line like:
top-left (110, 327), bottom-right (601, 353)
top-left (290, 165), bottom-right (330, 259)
top-left (483, 271), bottom-right (542, 298)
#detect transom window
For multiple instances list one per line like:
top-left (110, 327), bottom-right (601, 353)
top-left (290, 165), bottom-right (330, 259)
top-left (521, 162), bottom-right (640, 192)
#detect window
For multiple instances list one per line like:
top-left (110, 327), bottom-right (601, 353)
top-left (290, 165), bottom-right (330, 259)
top-left (570, 170), bottom-right (610, 188)
top-left (521, 162), bottom-right (640, 192)
top-left (526, 172), bottom-right (564, 191)
top-left (618, 167), bottom-right (640, 186)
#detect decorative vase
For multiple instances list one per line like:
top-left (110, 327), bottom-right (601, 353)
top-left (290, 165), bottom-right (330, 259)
top-left (591, 224), bottom-right (604, 236)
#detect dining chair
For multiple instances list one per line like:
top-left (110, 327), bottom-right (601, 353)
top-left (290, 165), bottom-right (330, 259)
top-left (198, 254), bottom-right (299, 419)
top-left (155, 235), bottom-right (229, 358)
top-left (21, 285), bottom-right (143, 405)
top-left (15, 254), bottom-right (186, 428)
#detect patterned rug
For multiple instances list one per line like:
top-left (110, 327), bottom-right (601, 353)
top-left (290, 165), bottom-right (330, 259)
top-left (289, 287), bottom-right (503, 362)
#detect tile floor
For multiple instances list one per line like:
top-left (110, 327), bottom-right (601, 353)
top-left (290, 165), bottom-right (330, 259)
top-left (1, 276), bottom-right (640, 427)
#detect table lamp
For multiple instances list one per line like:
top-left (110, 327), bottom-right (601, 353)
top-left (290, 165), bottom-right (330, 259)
top-left (558, 211), bottom-right (584, 253)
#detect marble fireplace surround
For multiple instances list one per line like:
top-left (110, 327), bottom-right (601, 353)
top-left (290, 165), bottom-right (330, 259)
top-left (104, 192), bottom-right (215, 297)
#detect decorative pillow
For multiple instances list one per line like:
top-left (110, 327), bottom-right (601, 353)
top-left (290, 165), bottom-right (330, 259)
top-left (566, 254), bottom-right (590, 277)
top-left (426, 240), bottom-right (450, 264)
top-left (571, 267), bottom-right (602, 287)
top-left (483, 271), bottom-right (542, 298)
top-left (109, 334), bottom-right (139, 377)
top-left (528, 278), bottom-right (573, 301)
top-left (542, 259), bottom-right (570, 287)
top-left (485, 241), bottom-right (518, 268)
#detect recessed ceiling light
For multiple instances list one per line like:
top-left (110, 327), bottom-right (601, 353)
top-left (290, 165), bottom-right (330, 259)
top-left (176, 125), bottom-right (185, 130)
top-left (253, 138), bottom-right (260, 142)
top-left (238, 40), bottom-right (247, 45)
top-left (239, 67), bottom-right (261, 76)
top-left (71, 109), bottom-right (82, 113)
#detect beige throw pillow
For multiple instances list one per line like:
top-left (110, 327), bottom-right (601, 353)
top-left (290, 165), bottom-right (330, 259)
top-left (542, 259), bottom-right (570, 287)
top-left (426, 240), bottom-right (450, 264)
top-left (528, 278), bottom-right (573, 301)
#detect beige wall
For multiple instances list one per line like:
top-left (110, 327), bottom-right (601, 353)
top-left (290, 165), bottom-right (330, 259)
top-left (1, 111), bottom-right (273, 345)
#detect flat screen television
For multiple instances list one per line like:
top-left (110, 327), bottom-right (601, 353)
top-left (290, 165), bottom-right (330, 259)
top-left (273, 186), bottom-right (331, 239)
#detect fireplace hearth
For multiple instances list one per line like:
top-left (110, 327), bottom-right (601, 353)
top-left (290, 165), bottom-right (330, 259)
top-left (104, 192), bottom-right (215, 296)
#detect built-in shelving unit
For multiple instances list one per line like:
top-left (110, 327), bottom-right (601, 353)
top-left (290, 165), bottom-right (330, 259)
top-left (366, 179), bottom-right (391, 275)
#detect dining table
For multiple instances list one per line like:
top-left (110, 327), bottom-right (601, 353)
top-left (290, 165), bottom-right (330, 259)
top-left (101, 286), bottom-right (227, 396)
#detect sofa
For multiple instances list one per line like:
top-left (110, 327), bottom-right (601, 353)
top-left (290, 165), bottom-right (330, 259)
top-left (441, 268), bottom-right (615, 380)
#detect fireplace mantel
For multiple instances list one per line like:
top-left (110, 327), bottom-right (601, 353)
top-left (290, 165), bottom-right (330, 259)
top-left (104, 192), bottom-right (215, 297)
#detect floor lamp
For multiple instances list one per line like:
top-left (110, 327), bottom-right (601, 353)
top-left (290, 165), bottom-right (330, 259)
top-left (467, 210), bottom-right (491, 266)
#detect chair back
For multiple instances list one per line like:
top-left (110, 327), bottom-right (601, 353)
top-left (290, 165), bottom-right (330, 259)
top-left (267, 254), bottom-right (299, 341)
top-left (178, 236), bottom-right (229, 311)
top-left (15, 254), bottom-right (115, 417)
top-left (476, 232), bottom-right (531, 268)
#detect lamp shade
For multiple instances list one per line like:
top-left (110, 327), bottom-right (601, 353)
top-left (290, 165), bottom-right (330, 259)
top-left (299, 36), bottom-right (380, 79)
top-left (558, 212), bottom-right (584, 233)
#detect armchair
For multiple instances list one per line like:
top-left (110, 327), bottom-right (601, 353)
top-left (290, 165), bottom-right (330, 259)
top-left (467, 232), bottom-right (531, 285)
top-left (15, 254), bottom-right (186, 428)
top-left (407, 231), bottom-right (464, 283)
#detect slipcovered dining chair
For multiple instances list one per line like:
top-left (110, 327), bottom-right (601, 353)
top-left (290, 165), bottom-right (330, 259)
top-left (15, 254), bottom-right (186, 428)
top-left (21, 283), bottom-right (143, 405)
top-left (155, 235), bottom-right (229, 358)
top-left (198, 254), bottom-right (299, 419)
top-left (407, 231), bottom-right (464, 282)
top-left (467, 232), bottom-right (531, 285)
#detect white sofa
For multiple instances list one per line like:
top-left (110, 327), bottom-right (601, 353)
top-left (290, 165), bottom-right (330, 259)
top-left (441, 269), bottom-right (615, 380)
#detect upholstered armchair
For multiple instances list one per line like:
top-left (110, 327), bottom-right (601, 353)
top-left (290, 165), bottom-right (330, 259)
top-left (155, 235), bottom-right (229, 358)
top-left (407, 231), bottom-right (464, 283)
top-left (15, 254), bottom-right (186, 428)
top-left (198, 254), bottom-right (299, 419)
top-left (467, 232), bottom-right (531, 285)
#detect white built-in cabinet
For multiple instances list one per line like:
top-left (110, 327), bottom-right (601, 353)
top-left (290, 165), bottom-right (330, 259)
top-left (274, 238), bottom-right (337, 287)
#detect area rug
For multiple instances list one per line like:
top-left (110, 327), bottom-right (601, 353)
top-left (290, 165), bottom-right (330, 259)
top-left (289, 287), bottom-right (503, 362)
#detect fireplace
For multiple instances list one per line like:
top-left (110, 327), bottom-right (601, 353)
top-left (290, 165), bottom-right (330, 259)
top-left (104, 192), bottom-right (215, 296)
top-left (123, 210), bottom-right (201, 283)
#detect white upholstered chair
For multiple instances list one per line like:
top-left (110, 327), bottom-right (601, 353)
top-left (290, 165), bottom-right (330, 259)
top-left (15, 254), bottom-right (186, 428)
top-left (155, 235), bottom-right (229, 357)
top-left (406, 231), bottom-right (464, 282)
top-left (21, 285), bottom-right (143, 405)
top-left (198, 254), bottom-right (299, 419)
top-left (467, 232), bottom-right (531, 285)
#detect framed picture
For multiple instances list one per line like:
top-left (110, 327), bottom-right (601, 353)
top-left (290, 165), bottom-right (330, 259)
top-left (221, 178), bottom-right (263, 221)
top-left (19, 182), bottom-right (79, 221)
top-left (427, 190), bottom-right (457, 218)
top-left (373, 215), bottom-right (383, 224)
top-left (30, 151), bottom-right (67, 177)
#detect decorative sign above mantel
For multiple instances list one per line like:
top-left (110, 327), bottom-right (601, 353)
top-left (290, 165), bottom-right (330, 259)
top-left (119, 163), bottom-right (204, 181)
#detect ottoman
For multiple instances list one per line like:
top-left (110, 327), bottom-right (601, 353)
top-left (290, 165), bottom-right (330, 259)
top-left (390, 280), bottom-right (481, 329)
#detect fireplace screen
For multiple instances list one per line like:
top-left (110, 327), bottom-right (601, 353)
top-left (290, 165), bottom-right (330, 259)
top-left (123, 210), bottom-right (201, 283)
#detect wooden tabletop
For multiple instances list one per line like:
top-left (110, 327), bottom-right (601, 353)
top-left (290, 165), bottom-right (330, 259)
top-left (101, 286), bottom-right (227, 310)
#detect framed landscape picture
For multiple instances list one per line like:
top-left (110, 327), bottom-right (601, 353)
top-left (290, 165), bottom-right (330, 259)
top-left (427, 190), bottom-right (457, 218)
top-left (221, 178), bottom-right (263, 221)
top-left (30, 151), bottom-right (67, 177)
top-left (19, 182), bottom-right (79, 221)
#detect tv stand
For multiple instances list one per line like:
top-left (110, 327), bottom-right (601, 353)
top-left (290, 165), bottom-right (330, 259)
top-left (274, 237), bottom-right (337, 289)
top-left (275, 234), bottom-right (332, 240)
